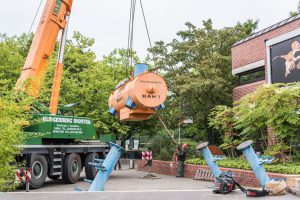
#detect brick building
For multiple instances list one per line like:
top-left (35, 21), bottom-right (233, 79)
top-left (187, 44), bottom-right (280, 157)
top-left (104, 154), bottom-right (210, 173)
top-left (232, 14), bottom-right (300, 101)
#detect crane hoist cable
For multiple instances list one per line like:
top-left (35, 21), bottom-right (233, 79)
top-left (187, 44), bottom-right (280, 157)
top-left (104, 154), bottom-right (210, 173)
top-left (126, 0), bottom-right (137, 77)
top-left (24, 0), bottom-right (43, 46)
top-left (125, 0), bottom-right (159, 76)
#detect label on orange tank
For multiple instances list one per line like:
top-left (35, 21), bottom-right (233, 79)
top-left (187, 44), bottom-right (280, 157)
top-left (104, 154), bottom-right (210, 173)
top-left (132, 73), bottom-right (168, 108)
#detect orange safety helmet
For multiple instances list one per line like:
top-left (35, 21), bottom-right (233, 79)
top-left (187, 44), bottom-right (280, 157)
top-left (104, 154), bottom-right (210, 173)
top-left (182, 143), bottom-right (188, 148)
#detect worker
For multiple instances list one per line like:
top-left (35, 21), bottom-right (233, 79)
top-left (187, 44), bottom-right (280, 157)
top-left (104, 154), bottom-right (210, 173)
top-left (176, 143), bottom-right (187, 177)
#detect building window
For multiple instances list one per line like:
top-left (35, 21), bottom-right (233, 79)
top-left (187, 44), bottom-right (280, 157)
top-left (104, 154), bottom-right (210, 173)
top-left (238, 67), bottom-right (265, 85)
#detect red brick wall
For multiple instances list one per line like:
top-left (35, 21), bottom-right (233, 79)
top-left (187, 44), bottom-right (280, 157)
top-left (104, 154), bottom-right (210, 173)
top-left (137, 160), bottom-right (298, 188)
top-left (232, 20), bottom-right (300, 69)
top-left (232, 18), bottom-right (300, 100)
top-left (233, 80), bottom-right (266, 101)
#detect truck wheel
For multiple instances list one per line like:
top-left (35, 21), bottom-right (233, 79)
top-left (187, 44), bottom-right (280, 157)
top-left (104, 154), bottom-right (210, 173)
top-left (62, 153), bottom-right (82, 184)
top-left (85, 153), bottom-right (99, 180)
top-left (48, 175), bottom-right (60, 180)
top-left (30, 154), bottom-right (48, 189)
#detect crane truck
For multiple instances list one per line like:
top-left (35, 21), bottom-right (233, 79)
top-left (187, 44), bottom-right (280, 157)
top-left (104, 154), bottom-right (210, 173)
top-left (14, 0), bottom-right (167, 189)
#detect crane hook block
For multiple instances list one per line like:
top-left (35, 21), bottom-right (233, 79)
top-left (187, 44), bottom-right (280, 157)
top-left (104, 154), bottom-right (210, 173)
top-left (108, 63), bottom-right (168, 121)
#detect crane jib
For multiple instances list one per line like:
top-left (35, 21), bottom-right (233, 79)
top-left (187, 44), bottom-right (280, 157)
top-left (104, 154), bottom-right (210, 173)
top-left (53, 0), bottom-right (62, 15)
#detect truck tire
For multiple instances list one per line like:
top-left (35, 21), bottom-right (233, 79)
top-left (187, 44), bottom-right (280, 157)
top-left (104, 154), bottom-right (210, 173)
top-left (62, 153), bottom-right (82, 184)
top-left (48, 175), bottom-right (60, 180)
top-left (85, 153), bottom-right (99, 180)
top-left (30, 154), bottom-right (48, 189)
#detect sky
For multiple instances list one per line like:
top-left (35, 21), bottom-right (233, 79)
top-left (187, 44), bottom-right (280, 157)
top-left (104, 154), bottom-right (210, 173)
top-left (0, 0), bottom-right (298, 60)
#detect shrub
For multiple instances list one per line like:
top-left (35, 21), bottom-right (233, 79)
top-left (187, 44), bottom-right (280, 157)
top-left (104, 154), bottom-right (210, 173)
top-left (186, 158), bottom-right (300, 174)
top-left (209, 105), bottom-right (240, 157)
top-left (209, 83), bottom-right (300, 161)
top-left (0, 92), bottom-right (31, 191)
top-left (151, 134), bottom-right (176, 161)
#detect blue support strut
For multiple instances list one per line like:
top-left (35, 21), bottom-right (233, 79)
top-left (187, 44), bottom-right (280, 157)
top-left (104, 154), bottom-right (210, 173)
top-left (196, 142), bottom-right (222, 178)
top-left (88, 142), bottom-right (126, 191)
top-left (237, 140), bottom-right (270, 189)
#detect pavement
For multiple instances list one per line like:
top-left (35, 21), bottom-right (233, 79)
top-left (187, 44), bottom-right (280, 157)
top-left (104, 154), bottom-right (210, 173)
top-left (0, 169), bottom-right (298, 200)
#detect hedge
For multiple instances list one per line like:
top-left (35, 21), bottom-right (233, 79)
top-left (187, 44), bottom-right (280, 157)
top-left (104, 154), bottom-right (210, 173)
top-left (186, 158), bottom-right (300, 174)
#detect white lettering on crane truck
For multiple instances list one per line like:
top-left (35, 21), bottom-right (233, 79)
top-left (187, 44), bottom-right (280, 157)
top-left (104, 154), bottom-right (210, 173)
top-left (42, 116), bottom-right (91, 125)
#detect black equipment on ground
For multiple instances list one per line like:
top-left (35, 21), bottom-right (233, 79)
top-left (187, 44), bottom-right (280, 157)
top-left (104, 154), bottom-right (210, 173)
top-left (213, 174), bottom-right (269, 197)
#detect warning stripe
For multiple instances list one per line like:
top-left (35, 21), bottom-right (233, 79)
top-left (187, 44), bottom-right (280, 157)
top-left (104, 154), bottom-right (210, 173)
top-left (16, 168), bottom-right (32, 182)
top-left (142, 151), bottom-right (152, 160)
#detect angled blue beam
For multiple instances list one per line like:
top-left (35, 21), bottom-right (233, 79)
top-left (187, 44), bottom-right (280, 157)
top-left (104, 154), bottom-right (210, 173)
top-left (88, 142), bottom-right (126, 191)
top-left (196, 142), bottom-right (222, 178)
top-left (237, 140), bottom-right (270, 189)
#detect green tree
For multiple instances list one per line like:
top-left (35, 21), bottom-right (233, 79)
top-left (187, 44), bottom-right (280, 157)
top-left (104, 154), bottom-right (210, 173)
top-left (150, 19), bottom-right (258, 142)
top-left (210, 83), bottom-right (300, 161)
top-left (0, 34), bottom-right (33, 91)
top-left (235, 83), bottom-right (300, 161)
top-left (209, 105), bottom-right (239, 157)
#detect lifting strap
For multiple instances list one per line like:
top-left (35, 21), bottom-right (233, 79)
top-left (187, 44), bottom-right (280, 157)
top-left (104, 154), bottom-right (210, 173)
top-left (233, 179), bottom-right (269, 197)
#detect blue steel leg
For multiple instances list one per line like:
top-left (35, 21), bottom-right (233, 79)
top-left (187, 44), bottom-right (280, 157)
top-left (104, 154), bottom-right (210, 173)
top-left (196, 142), bottom-right (222, 178)
top-left (237, 140), bottom-right (270, 189)
top-left (88, 142), bottom-right (126, 191)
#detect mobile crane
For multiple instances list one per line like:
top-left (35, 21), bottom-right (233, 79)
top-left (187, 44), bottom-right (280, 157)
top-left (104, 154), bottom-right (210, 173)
top-left (15, 0), bottom-right (167, 189)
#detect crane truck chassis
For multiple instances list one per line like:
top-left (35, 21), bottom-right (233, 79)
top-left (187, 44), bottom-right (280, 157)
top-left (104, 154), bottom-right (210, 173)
top-left (17, 110), bottom-right (112, 189)
top-left (19, 143), bottom-right (108, 188)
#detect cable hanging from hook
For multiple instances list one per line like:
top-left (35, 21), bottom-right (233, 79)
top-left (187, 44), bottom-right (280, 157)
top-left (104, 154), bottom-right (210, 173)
top-left (126, 0), bottom-right (158, 76)
top-left (126, 0), bottom-right (137, 77)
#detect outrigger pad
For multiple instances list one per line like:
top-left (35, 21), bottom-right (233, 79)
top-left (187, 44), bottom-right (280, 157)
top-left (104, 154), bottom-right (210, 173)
top-left (237, 140), bottom-right (253, 151)
top-left (196, 142), bottom-right (209, 150)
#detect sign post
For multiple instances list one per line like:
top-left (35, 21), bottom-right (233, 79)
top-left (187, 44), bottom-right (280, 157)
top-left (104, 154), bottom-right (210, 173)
top-left (16, 168), bottom-right (32, 192)
top-left (141, 149), bottom-right (160, 179)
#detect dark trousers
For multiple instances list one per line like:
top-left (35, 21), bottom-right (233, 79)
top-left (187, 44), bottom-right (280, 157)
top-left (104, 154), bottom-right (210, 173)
top-left (177, 160), bottom-right (184, 177)
top-left (114, 160), bottom-right (121, 170)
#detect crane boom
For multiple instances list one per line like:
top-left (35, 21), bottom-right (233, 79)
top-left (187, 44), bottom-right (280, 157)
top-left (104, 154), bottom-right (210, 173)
top-left (16, 0), bottom-right (73, 114)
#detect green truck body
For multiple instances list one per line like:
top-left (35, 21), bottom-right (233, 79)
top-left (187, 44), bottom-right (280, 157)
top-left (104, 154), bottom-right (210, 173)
top-left (24, 114), bottom-right (99, 144)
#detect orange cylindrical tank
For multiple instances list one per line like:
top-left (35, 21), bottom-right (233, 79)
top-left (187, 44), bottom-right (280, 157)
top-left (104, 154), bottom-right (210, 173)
top-left (108, 64), bottom-right (168, 121)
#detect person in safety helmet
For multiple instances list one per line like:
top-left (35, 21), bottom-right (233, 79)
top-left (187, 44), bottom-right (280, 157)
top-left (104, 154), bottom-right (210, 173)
top-left (176, 143), bottom-right (187, 177)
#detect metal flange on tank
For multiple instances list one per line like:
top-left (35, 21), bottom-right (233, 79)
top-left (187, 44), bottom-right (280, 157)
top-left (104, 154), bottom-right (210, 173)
top-left (87, 142), bottom-right (126, 191)
top-left (196, 142), bottom-right (222, 178)
top-left (236, 140), bottom-right (270, 189)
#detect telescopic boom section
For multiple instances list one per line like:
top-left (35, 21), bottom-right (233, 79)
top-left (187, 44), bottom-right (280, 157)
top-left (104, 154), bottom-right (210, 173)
top-left (16, 0), bottom-right (73, 114)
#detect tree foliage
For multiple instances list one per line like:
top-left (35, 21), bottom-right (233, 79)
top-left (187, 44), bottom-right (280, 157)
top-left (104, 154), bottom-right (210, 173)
top-left (209, 83), bottom-right (300, 161)
top-left (0, 92), bottom-right (32, 191)
top-left (150, 19), bottom-right (258, 142)
top-left (0, 34), bottom-right (32, 90)
top-left (209, 105), bottom-right (239, 157)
